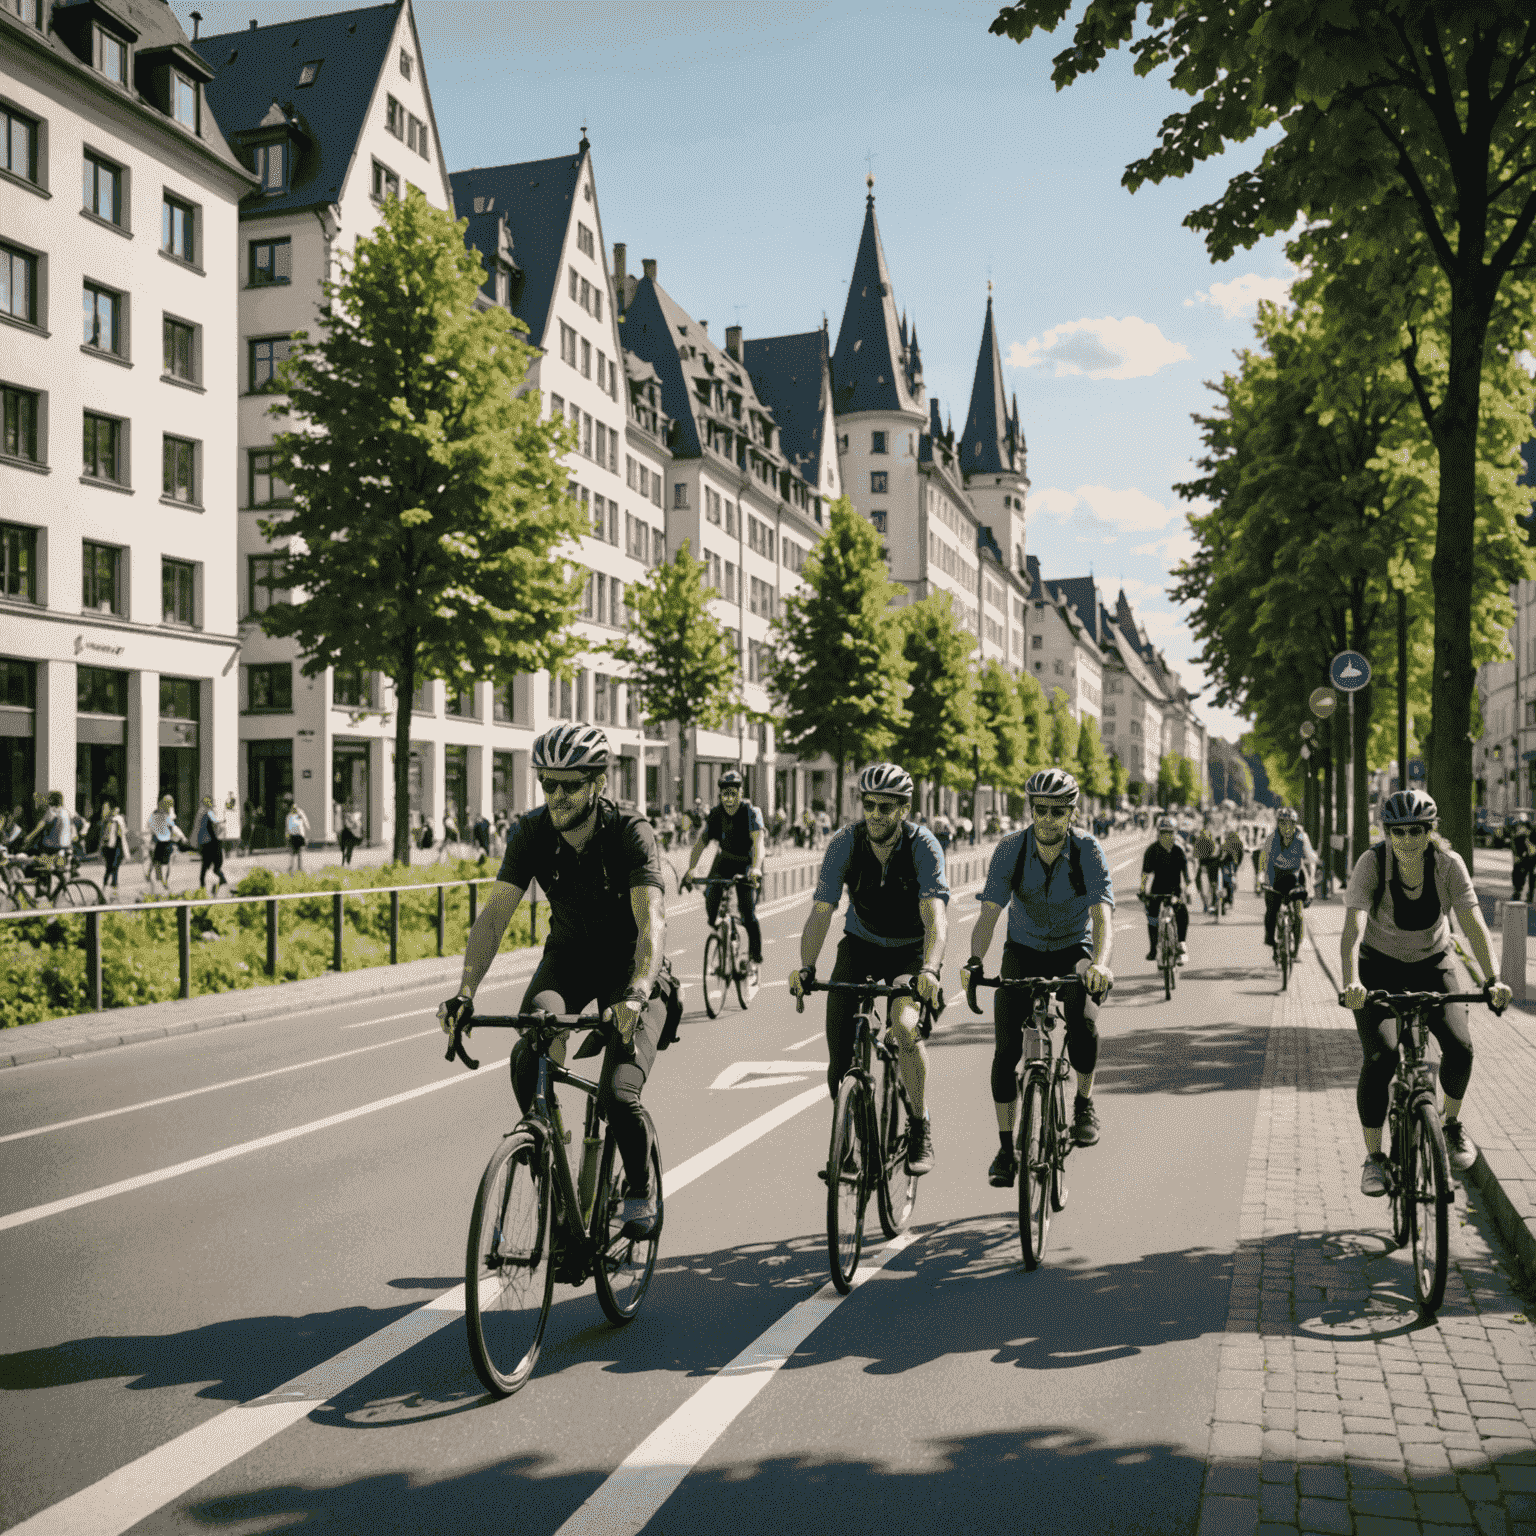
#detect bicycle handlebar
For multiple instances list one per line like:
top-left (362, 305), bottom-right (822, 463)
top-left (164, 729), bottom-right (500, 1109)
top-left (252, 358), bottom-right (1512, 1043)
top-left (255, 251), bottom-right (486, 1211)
top-left (1339, 985), bottom-right (1508, 1018)
top-left (964, 970), bottom-right (1109, 1015)
top-left (443, 1008), bottom-right (606, 1071)
top-left (792, 976), bottom-right (943, 1020)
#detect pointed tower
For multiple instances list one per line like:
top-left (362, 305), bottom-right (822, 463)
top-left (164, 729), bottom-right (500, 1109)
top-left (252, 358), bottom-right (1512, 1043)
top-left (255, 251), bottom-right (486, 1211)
top-left (960, 285), bottom-right (1030, 583)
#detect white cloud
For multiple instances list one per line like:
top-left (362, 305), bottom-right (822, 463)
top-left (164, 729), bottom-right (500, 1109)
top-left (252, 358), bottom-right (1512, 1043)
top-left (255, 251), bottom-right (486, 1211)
top-left (1026, 484), bottom-right (1182, 535)
top-left (1186, 272), bottom-right (1294, 318)
top-left (1006, 316), bottom-right (1190, 380)
top-left (1134, 527), bottom-right (1198, 567)
top-left (1026, 486), bottom-right (1078, 521)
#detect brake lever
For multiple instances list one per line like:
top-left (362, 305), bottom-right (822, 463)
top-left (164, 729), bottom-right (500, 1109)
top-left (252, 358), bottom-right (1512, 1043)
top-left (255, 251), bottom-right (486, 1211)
top-left (445, 1022), bottom-right (479, 1071)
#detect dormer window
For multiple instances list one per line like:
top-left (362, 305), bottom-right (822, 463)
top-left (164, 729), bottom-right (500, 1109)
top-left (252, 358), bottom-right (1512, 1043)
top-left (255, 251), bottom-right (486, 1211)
top-left (172, 72), bottom-right (199, 130)
top-left (399, 48), bottom-right (412, 79)
top-left (94, 24), bottom-right (127, 85)
top-left (255, 142), bottom-right (287, 193)
top-left (297, 59), bottom-right (322, 86)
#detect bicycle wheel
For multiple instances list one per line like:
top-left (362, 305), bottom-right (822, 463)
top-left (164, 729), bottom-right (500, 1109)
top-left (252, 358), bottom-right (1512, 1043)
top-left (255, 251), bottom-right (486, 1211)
top-left (876, 1058), bottom-right (917, 1237)
top-left (58, 879), bottom-right (104, 907)
top-left (1278, 920), bottom-right (1291, 990)
top-left (733, 922), bottom-right (759, 1010)
top-left (592, 1127), bottom-right (664, 1325)
top-left (1161, 939), bottom-right (1174, 1000)
top-left (464, 1130), bottom-right (554, 1397)
top-left (1050, 1070), bottom-right (1070, 1213)
top-left (702, 931), bottom-right (728, 1018)
top-left (1017, 1074), bottom-right (1050, 1269)
top-left (1388, 1110), bottom-right (1413, 1248)
top-left (826, 1076), bottom-right (869, 1293)
top-left (1409, 1103), bottom-right (1450, 1315)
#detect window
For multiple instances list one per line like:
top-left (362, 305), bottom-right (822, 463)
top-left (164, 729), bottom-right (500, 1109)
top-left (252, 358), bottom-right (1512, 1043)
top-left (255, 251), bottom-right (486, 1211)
top-left (407, 114), bottom-right (428, 158)
top-left (163, 316), bottom-right (196, 382)
top-left (2, 104), bottom-right (37, 184)
top-left (249, 237), bottom-right (290, 286)
top-left (1053, 659), bottom-right (1065, 676)
top-left (674, 482), bottom-right (688, 509)
top-left (250, 335), bottom-right (292, 391)
top-left (399, 48), bottom-right (412, 78)
top-left (171, 73), bottom-right (198, 131)
top-left (725, 500), bottom-right (738, 536)
top-left (582, 412), bottom-right (593, 458)
top-left (82, 412), bottom-right (121, 482)
top-left (248, 449), bottom-right (290, 508)
top-left (1031, 634), bottom-right (1042, 650)
top-left (2, 384), bottom-right (38, 462)
top-left (548, 672), bottom-right (574, 721)
top-left (581, 338), bottom-right (591, 379)
top-left (651, 476), bottom-right (662, 509)
top-left (870, 510), bottom-right (887, 534)
top-left (1, 521), bottom-right (37, 601)
top-left (159, 677), bottom-right (198, 722)
top-left (82, 282), bottom-right (121, 354)
top-left (162, 558), bottom-right (195, 624)
top-left (78, 665), bottom-right (127, 715)
top-left (5, 1), bottom-right (42, 27)
top-left (161, 195), bottom-right (195, 261)
top-left (445, 685), bottom-right (475, 718)
top-left (0, 244), bottom-right (35, 324)
top-left (332, 668), bottom-right (372, 708)
top-left (871, 431), bottom-right (887, 454)
top-left (82, 152), bottom-right (122, 224)
top-left (247, 554), bottom-right (285, 615)
top-left (163, 435), bottom-right (196, 504)
top-left (705, 486), bottom-right (722, 525)
top-left (577, 222), bottom-right (595, 258)
top-left (82, 541), bottom-right (122, 614)
top-left (0, 657), bottom-right (34, 709)
top-left (94, 25), bottom-right (127, 85)
top-left (560, 321), bottom-right (576, 367)
top-left (255, 142), bottom-right (286, 193)
top-left (371, 160), bottom-right (399, 201)
top-left (247, 663), bottom-right (292, 712)
top-left (297, 59), bottom-right (322, 86)
top-left (870, 471), bottom-right (888, 494)
top-left (386, 96), bottom-right (405, 138)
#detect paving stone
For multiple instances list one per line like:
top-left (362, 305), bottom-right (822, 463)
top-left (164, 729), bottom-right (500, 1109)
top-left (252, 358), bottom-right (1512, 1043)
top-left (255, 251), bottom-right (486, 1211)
top-left (1262, 1431), bottom-right (1297, 1461)
top-left (1499, 1467), bottom-right (1536, 1492)
top-left (1464, 1474), bottom-right (1504, 1500)
top-left (1348, 1487), bottom-right (1416, 1518)
top-left (1260, 1482), bottom-right (1298, 1522)
top-left (1296, 1496), bottom-right (1352, 1535)
top-left (1262, 1461), bottom-right (1298, 1485)
top-left (1207, 1462), bottom-right (1262, 1498)
top-left (1353, 1518), bottom-right (1420, 1536)
top-left (1197, 1495), bottom-right (1260, 1536)
top-left (1417, 1490), bottom-right (1475, 1523)
top-left (1345, 1433), bottom-right (1406, 1462)
top-left (1298, 1466), bottom-right (1349, 1500)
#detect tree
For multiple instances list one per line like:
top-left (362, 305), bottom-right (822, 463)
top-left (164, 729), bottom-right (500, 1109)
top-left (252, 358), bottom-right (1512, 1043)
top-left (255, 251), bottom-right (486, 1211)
top-left (1108, 752), bottom-right (1129, 805)
top-left (990, 0), bottom-right (1536, 858)
top-left (1074, 713), bottom-right (1112, 799)
top-left (891, 592), bottom-right (980, 816)
top-left (1046, 688), bottom-right (1079, 768)
top-left (769, 498), bottom-right (911, 825)
top-left (261, 188), bottom-right (585, 863)
top-left (1016, 671), bottom-right (1049, 775)
top-left (1177, 754), bottom-right (1203, 808)
top-left (976, 658), bottom-right (1034, 797)
top-left (605, 542), bottom-right (739, 816)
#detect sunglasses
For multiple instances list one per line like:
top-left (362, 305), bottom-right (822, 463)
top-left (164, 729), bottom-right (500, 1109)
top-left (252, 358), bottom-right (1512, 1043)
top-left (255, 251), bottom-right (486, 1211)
top-left (1033, 806), bottom-right (1072, 820)
top-left (538, 775), bottom-right (593, 798)
top-left (1388, 825), bottom-right (1430, 839)
top-left (862, 798), bottom-right (904, 813)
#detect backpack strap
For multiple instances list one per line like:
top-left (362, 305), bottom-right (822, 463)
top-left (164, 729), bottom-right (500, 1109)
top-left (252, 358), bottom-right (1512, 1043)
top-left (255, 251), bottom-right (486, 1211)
top-left (1009, 827), bottom-right (1088, 899)
top-left (1369, 839), bottom-right (1388, 917)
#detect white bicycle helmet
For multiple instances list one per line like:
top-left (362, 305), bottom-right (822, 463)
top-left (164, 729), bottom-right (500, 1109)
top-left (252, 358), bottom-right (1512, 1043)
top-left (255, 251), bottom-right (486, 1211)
top-left (1025, 768), bottom-right (1080, 804)
top-left (718, 770), bottom-right (743, 790)
top-left (531, 722), bottom-right (610, 772)
top-left (1382, 789), bottom-right (1437, 826)
top-left (1276, 806), bottom-right (1299, 824)
top-left (1157, 815), bottom-right (1176, 831)
top-left (857, 762), bottom-right (914, 799)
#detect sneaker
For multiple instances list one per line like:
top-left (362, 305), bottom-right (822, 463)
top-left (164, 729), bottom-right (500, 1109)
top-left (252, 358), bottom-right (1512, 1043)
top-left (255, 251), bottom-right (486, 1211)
top-left (1360, 1153), bottom-right (1391, 1197)
top-left (1072, 1095), bottom-right (1100, 1146)
top-left (1443, 1119), bottom-right (1478, 1174)
top-left (1176, 943), bottom-right (1188, 966)
top-left (906, 1117), bottom-right (935, 1174)
top-left (619, 1187), bottom-right (658, 1238)
top-left (988, 1147), bottom-right (1018, 1187)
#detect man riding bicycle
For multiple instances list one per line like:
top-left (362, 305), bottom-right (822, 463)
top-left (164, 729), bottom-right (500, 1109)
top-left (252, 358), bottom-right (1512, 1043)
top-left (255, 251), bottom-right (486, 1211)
top-left (1261, 807), bottom-right (1317, 952)
top-left (438, 723), bottom-right (667, 1236)
top-left (1340, 790), bottom-right (1511, 1194)
top-left (1139, 815), bottom-right (1191, 963)
top-left (789, 762), bottom-right (947, 1174)
top-left (1219, 823), bottom-right (1244, 907)
top-left (681, 769), bottom-right (764, 974)
top-left (964, 768), bottom-right (1115, 1185)
top-left (1191, 818), bottom-right (1221, 914)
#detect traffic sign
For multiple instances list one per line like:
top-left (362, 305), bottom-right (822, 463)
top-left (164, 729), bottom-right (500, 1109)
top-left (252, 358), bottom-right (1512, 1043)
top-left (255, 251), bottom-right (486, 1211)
top-left (1309, 687), bottom-right (1338, 719)
top-left (1331, 651), bottom-right (1371, 691)
top-left (1409, 758), bottom-right (1425, 780)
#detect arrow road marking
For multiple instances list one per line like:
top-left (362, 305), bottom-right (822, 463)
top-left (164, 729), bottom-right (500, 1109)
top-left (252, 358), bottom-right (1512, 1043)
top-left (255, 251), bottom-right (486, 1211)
top-left (709, 1059), bottom-right (827, 1090)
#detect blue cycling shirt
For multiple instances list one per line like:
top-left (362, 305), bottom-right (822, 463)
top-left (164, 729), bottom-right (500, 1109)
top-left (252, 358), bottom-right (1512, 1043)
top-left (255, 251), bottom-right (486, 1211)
top-left (813, 820), bottom-right (949, 947)
top-left (980, 827), bottom-right (1115, 952)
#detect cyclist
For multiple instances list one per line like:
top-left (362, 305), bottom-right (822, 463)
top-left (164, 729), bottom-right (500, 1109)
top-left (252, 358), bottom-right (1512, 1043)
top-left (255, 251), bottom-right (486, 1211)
top-left (1341, 790), bottom-right (1511, 1194)
top-left (1261, 807), bottom-right (1317, 952)
top-left (680, 768), bottom-right (764, 975)
top-left (438, 723), bottom-right (667, 1236)
top-left (1512, 813), bottom-right (1535, 904)
top-left (1138, 815), bottom-right (1191, 965)
top-left (1219, 822), bottom-right (1245, 908)
top-left (789, 762), bottom-right (947, 1174)
top-left (1191, 818), bottom-right (1221, 914)
top-left (964, 768), bottom-right (1115, 1185)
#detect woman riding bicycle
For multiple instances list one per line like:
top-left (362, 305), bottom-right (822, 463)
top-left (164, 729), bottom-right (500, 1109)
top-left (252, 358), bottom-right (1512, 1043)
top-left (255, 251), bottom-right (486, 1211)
top-left (1340, 790), bottom-right (1511, 1196)
top-left (1261, 808), bottom-right (1316, 950)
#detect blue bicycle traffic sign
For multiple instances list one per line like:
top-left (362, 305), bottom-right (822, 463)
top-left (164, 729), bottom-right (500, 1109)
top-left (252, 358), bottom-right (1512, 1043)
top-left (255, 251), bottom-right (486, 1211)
top-left (1330, 651), bottom-right (1371, 691)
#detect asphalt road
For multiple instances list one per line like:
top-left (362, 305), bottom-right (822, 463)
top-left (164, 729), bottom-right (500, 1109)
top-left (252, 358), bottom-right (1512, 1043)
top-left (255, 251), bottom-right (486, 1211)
top-left (1, 832), bottom-right (1277, 1535)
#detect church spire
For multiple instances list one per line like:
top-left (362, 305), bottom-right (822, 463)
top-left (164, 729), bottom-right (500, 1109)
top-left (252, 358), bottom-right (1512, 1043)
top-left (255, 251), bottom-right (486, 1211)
top-left (960, 285), bottom-right (1021, 478)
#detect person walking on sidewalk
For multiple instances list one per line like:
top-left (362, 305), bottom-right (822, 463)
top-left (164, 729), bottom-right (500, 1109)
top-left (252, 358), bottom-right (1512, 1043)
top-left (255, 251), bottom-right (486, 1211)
top-left (1511, 813), bottom-right (1535, 904)
top-left (144, 795), bottom-right (186, 894)
top-left (284, 798), bottom-right (310, 874)
top-left (1340, 789), bottom-right (1512, 1195)
top-left (193, 795), bottom-right (228, 893)
top-left (337, 805), bottom-right (362, 866)
top-left (98, 799), bottom-right (127, 897)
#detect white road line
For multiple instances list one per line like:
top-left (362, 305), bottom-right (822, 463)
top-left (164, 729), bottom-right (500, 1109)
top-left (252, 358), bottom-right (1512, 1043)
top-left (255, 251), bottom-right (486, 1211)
top-left (7, 1081), bottom-right (834, 1536)
top-left (553, 1231), bottom-right (919, 1536)
top-left (784, 1031), bottom-right (824, 1051)
top-left (339, 972), bottom-right (526, 1029)
top-left (0, 1029), bottom-right (444, 1144)
top-left (0, 1058), bottom-right (510, 1234)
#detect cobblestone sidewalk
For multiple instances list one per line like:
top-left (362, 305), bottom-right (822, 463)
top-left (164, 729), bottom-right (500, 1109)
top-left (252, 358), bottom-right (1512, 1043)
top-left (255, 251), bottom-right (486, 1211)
top-left (1198, 920), bottom-right (1536, 1536)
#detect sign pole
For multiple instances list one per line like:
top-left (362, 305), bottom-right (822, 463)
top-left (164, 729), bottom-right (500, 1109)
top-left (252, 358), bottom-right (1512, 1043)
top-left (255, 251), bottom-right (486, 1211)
top-left (1348, 688), bottom-right (1355, 868)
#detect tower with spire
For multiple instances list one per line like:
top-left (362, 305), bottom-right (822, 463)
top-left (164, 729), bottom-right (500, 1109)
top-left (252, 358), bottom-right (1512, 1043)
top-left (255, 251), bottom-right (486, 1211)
top-left (960, 283), bottom-right (1029, 581)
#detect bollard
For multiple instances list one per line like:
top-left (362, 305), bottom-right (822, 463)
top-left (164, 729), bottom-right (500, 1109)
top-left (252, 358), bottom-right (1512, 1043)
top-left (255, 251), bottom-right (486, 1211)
top-left (437, 885), bottom-right (446, 956)
top-left (86, 908), bottom-right (102, 1011)
top-left (1502, 901), bottom-right (1528, 1002)
top-left (389, 890), bottom-right (400, 965)
top-left (333, 890), bottom-right (344, 972)
top-left (266, 899), bottom-right (278, 977)
top-left (178, 903), bottom-right (191, 999)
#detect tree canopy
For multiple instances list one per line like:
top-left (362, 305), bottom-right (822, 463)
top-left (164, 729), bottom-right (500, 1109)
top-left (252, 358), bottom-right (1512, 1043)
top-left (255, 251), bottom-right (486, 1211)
top-left (891, 592), bottom-right (980, 812)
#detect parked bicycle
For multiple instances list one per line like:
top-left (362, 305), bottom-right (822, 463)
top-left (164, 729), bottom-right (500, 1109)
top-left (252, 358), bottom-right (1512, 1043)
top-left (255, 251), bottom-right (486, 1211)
top-left (696, 875), bottom-right (759, 1018)
top-left (796, 977), bottom-right (935, 1293)
top-left (1345, 984), bottom-right (1506, 1316)
top-left (1143, 894), bottom-right (1185, 1000)
top-left (967, 971), bottom-right (1101, 1269)
top-left (0, 848), bottom-right (104, 911)
top-left (444, 1008), bottom-right (663, 1396)
top-left (1273, 889), bottom-right (1306, 990)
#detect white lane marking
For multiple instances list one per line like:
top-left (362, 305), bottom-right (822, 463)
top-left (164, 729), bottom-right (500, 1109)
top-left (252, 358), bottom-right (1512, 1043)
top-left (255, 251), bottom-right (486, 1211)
top-left (8, 1081), bottom-right (831, 1536)
top-left (554, 1231), bottom-right (919, 1536)
top-left (785, 1031), bottom-right (823, 1051)
top-left (709, 1060), bottom-right (827, 1091)
top-left (0, 1029), bottom-right (443, 1144)
top-left (0, 1058), bottom-right (511, 1234)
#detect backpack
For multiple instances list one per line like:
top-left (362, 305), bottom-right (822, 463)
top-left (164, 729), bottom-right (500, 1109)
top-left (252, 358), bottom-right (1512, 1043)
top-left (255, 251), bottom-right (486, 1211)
top-left (1366, 839), bottom-right (1437, 918)
top-left (1010, 826), bottom-right (1089, 900)
top-left (520, 800), bottom-right (656, 937)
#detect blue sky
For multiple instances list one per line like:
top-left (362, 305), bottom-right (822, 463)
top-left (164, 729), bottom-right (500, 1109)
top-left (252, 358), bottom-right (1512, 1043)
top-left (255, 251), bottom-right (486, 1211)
top-left (178, 0), bottom-right (1295, 744)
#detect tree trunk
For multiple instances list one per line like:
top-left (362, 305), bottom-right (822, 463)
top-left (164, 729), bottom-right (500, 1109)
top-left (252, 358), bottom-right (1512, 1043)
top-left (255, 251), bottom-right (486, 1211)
top-left (1352, 681), bottom-right (1372, 867)
top-left (1321, 742), bottom-right (1334, 895)
top-left (676, 715), bottom-right (692, 826)
top-left (1333, 708), bottom-right (1349, 888)
top-left (833, 756), bottom-right (845, 829)
top-left (391, 644), bottom-right (417, 866)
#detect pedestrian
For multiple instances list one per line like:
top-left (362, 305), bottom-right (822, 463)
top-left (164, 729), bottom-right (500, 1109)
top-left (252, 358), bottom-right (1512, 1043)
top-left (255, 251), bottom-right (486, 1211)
top-left (1511, 815), bottom-right (1534, 903)
top-left (284, 797), bottom-right (310, 873)
top-left (2, 803), bottom-right (26, 850)
top-left (337, 804), bottom-right (360, 866)
top-left (193, 794), bottom-right (227, 892)
top-left (418, 817), bottom-right (435, 853)
top-left (241, 798), bottom-right (256, 856)
top-left (99, 798), bottom-right (128, 897)
top-left (144, 794), bottom-right (185, 894)
top-left (441, 810), bottom-right (459, 862)
top-left (932, 808), bottom-right (952, 854)
top-left (473, 812), bottom-right (492, 860)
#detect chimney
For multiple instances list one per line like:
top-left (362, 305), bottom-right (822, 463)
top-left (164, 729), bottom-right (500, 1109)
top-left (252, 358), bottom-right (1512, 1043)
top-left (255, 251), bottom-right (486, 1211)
top-left (249, 17), bottom-right (258, 27)
top-left (725, 325), bottom-right (742, 361)
top-left (189, 10), bottom-right (202, 38)
top-left (613, 243), bottom-right (626, 292)
top-left (642, 258), bottom-right (657, 281)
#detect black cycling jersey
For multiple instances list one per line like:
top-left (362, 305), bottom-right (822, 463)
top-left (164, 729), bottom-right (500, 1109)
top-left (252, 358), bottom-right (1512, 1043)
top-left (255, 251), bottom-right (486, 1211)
top-left (704, 801), bottom-right (763, 865)
top-left (1141, 842), bottom-right (1189, 896)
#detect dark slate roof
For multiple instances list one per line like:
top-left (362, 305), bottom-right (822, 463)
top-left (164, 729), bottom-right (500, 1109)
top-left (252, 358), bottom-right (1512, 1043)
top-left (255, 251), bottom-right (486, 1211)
top-left (5, 0), bottom-right (249, 181)
top-left (451, 148), bottom-right (586, 350)
top-left (1024, 554), bottom-right (1045, 601)
top-left (1053, 577), bottom-right (1103, 645)
top-left (196, 3), bottom-right (398, 214)
top-left (831, 191), bottom-right (923, 418)
top-left (743, 328), bottom-right (830, 488)
top-left (960, 295), bottom-right (1025, 478)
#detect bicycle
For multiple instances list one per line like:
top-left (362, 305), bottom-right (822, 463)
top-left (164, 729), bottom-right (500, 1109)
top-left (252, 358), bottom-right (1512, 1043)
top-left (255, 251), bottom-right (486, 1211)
top-left (966, 971), bottom-right (1101, 1270)
top-left (444, 1008), bottom-right (663, 1396)
top-left (1144, 894), bottom-right (1184, 1000)
top-left (1345, 984), bottom-right (1506, 1316)
top-left (796, 978), bottom-right (935, 1293)
top-left (0, 848), bottom-right (104, 910)
top-left (694, 874), bottom-right (759, 1017)
top-left (1271, 888), bottom-right (1306, 990)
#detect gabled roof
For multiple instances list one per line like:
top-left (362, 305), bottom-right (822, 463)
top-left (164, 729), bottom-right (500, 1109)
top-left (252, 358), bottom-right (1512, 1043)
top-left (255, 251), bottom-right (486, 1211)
top-left (1053, 577), bottom-right (1104, 646)
top-left (960, 294), bottom-right (1025, 479)
top-left (743, 328), bottom-right (830, 489)
top-left (196, 3), bottom-right (399, 214)
top-left (451, 147), bottom-right (587, 350)
top-left (830, 188), bottom-right (924, 419)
